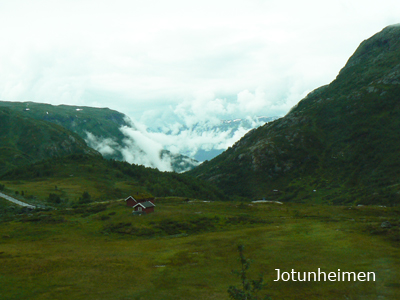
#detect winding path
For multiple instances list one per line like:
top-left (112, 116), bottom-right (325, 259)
top-left (0, 192), bottom-right (36, 209)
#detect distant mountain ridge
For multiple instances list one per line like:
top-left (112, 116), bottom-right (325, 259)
top-left (151, 116), bottom-right (279, 162)
top-left (0, 101), bottom-right (130, 148)
top-left (0, 101), bottom-right (199, 172)
top-left (189, 24), bottom-right (400, 205)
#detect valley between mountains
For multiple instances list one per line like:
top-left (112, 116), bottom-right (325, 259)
top-left (1, 24), bottom-right (400, 300)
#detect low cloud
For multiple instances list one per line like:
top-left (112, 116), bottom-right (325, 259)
top-left (85, 132), bottom-right (118, 156)
top-left (136, 88), bottom-right (286, 161)
top-left (83, 101), bottom-right (271, 172)
top-left (119, 125), bottom-right (173, 172)
top-left (85, 87), bottom-right (286, 171)
top-left (85, 123), bottom-right (174, 172)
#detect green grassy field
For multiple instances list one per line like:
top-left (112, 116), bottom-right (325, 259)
top-left (0, 178), bottom-right (148, 207)
top-left (1, 198), bottom-right (399, 300)
top-left (0, 154), bottom-right (225, 206)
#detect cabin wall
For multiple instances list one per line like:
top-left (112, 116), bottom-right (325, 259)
top-left (144, 207), bottom-right (154, 213)
top-left (126, 198), bottom-right (136, 207)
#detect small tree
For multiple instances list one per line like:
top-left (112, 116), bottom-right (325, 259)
top-left (228, 245), bottom-right (271, 300)
top-left (79, 191), bottom-right (91, 204)
top-left (48, 193), bottom-right (61, 204)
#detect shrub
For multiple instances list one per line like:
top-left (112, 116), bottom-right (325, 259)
top-left (228, 245), bottom-right (271, 300)
top-left (48, 193), bottom-right (61, 204)
top-left (79, 191), bottom-right (92, 204)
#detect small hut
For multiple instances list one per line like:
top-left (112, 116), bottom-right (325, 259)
top-left (132, 201), bottom-right (156, 214)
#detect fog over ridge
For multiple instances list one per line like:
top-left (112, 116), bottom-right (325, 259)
top-left (85, 91), bottom-right (282, 171)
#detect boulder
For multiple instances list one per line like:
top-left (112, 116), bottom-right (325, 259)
top-left (381, 221), bottom-right (392, 228)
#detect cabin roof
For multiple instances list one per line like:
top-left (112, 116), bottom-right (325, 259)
top-left (133, 201), bottom-right (155, 208)
top-left (125, 194), bottom-right (154, 201)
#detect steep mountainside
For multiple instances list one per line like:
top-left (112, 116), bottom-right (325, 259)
top-left (0, 107), bottom-right (99, 175)
top-left (0, 101), bottom-right (198, 172)
top-left (189, 25), bottom-right (400, 205)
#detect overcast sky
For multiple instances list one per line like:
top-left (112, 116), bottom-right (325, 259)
top-left (0, 0), bottom-right (399, 126)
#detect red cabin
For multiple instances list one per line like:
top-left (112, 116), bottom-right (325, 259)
top-left (125, 196), bottom-right (137, 207)
top-left (132, 201), bottom-right (156, 214)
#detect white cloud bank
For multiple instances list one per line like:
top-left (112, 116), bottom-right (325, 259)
top-left (85, 132), bottom-right (118, 156)
top-left (1, 0), bottom-right (399, 123)
top-left (119, 125), bottom-right (173, 172)
top-left (85, 121), bottom-right (175, 172)
top-left (84, 95), bottom-right (273, 171)
top-left (138, 88), bottom-right (285, 158)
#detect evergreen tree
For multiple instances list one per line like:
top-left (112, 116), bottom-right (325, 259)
top-left (79, 191), bottom-right (91, 203)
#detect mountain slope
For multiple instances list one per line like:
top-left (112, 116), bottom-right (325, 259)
top-left (0, 101), bottom-right (199, 172)
top-left (189, 24), bottom-right (400, 205)
top-left (0, 107), bottom-right (99, 175)
top-left (0, 101), bottom-right (130, 147)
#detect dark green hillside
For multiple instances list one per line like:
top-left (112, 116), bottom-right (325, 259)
top-left (0, 101), bottom-right (129, 159)
top-left (0, 154), bottom-right (225, 205)
top-left (189, 25), bottom-right (400, 205)
top-left (0, 101), bottom-right (199, 172)
top-left (0, 107), bottom-right (99, 175)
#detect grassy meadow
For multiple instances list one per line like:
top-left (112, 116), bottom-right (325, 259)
top-left (1, 197), bottom-right (400, 300)
top-left (0, 154), bottom-right (225, 205)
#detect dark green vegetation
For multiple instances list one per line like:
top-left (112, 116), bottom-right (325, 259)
top-left (0, 107), bottom-right (99, 175)
top-left (1, 199), bottom-right (399, 299)
top-left (0, 154), bottom-right (224, 206)
top-left (0, 101), bottom-right (199, 172)
top-left (189, 25), bottom-right (400, 205)
top-left (0, 101), bottom-right (129, 158)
